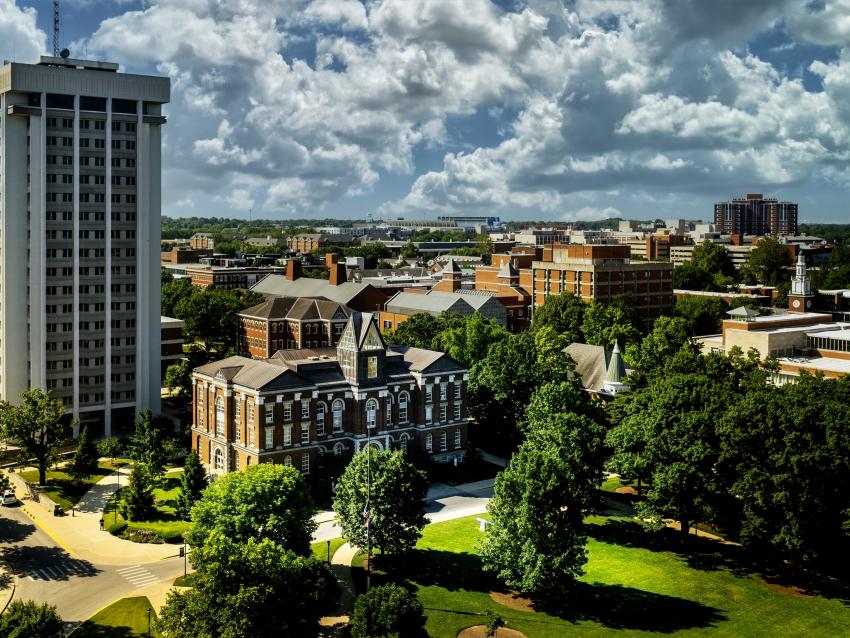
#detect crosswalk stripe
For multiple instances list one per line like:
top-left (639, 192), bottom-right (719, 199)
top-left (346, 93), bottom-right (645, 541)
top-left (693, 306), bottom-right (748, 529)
top-left (117, 566), bottom-right (145, 574)
top-left (41, 567), bottom-right (57, 579)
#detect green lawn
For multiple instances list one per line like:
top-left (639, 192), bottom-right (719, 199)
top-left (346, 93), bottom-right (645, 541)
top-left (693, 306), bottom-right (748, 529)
top-left (19, 460), bottom-right (128, 510)
top-left (359, 515), bottom-right (850, 638)
top-left (105, 470), bottom-right (190, 543)
top-left (311, 537), bottom-right (346, 562)
top-left (72, 596), bottom-right (160, 638)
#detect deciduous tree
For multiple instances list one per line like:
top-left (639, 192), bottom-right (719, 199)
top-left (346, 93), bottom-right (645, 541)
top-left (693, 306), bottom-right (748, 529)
top-left (0, 389), bottom-right (69, 485)
top-left (349, 584), bottom-right (427, 638)
top-left (531, 292), bottom-right (586, 342)
top-left (481, 412), bottom-right (606, 601)
top-left (581, 301), bottom-right (642, 349)
top-left (333, 449), bottom-right (428, 556)
top-left (0, 600), bottom-right (63, 638)
top-left (156, 532), bottom-right (337, 638)
top-left (187, 463), bottom-right (316, 555)
top-left (744, 236), bottom-right (793, 286)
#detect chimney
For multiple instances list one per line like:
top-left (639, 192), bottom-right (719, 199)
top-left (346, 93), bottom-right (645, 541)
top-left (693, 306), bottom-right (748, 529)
top-left (286, 258), bottom-right (302, 281)
top-left (326, 253), bottom-right (346, 286)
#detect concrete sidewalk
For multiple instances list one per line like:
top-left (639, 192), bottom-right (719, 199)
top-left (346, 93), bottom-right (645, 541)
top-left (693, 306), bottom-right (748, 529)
top-left (8, 467), bottom-right (176, 565)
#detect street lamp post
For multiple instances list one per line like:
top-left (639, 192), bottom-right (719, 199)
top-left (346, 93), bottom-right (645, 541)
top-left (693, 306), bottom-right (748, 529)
top-left (147, 607), bottom-right (151, 637)
top-left (326, 539), bottom-right (331, 564)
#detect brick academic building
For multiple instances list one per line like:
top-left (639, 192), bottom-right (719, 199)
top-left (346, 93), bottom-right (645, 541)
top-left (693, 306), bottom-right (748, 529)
top-left (192, 312), bottom-right (469, 476)
top-left (530, 243), bottom-right (674, 321)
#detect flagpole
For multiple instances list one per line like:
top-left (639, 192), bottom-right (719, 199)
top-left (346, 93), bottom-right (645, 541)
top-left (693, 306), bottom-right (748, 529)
top-left (366, 414), bottom-right (371, 592)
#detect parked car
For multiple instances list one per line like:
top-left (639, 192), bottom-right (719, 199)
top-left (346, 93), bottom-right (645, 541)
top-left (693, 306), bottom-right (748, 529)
top-left (1, 490), bottom-right (17, 506)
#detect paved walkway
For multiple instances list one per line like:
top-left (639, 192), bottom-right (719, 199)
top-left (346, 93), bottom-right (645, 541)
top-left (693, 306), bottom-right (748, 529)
top-left (8, 467), bottom-right (176, 565)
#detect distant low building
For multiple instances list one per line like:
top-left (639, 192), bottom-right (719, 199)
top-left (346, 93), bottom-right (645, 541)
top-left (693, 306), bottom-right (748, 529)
top-left (161, 246), bottom-right (213, 264)
top-left (189, 233), bottom-right (215, 250)
top-left (184, 264), bottom-right (285, 289)
top-left (287, 233), bottom-right (356, 253)
top-left (192, 312), bottom-right (470, 476)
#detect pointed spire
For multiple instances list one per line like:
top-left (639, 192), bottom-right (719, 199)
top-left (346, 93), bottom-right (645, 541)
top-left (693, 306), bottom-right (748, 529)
top-left (605, 340), bottom-right (627, 384)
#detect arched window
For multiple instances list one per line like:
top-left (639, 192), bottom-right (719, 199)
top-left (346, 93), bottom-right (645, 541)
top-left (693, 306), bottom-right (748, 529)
top-left (284, 455), bottom-right (292, 467)
top-left (334, 442), bottom-right (344, 457)
top-left (366, 399), bottom-right (378, 429)
top-left (400, 433), bottom-right (410, 452)
top-left (398, 392), bottom-right (409, 423)
top-left (214, 448), bottom-right (224, 471)
top-left (215, 396), bottom-right (225, 436)
top-left (385, 395), bottom-right (393, 425)
top-left (425, 433), bottom-right (433, 453)
top-left (316, 402), bottom-right (327, 435)
top-left (332, 399), bottom-right (344, 433)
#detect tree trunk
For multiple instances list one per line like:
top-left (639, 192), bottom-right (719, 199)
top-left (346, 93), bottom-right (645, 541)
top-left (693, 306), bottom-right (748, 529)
top-left (39, 459), bottom-right (47, 486)
top-left (680, 518), bottom-right (690, 538)
top-left (637, 475), bottom-right (642, 496)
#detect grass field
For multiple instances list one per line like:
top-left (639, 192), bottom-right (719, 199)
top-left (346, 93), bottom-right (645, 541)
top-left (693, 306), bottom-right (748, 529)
top-left (19, 460), bottom-right (129, 510)
top-left (311, 537), bottom-right (346, 562)
top-left (105, 470), bottom-right (190, 543)
top-left (72, 596), bottom-right (160, 638)
top-left (357, 515), bottom-right (850, 638)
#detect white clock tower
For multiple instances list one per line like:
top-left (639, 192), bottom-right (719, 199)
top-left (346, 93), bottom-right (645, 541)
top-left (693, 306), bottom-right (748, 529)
top-left (789, 253), bottom-right (814, 312)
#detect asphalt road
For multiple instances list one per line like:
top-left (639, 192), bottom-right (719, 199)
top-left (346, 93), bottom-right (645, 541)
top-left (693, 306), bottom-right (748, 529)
top-left (0, 503), bottom-right (185, 629)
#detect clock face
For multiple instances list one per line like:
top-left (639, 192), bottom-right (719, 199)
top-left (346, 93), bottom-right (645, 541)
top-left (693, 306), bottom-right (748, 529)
top-left (792, 299), bottom-right (801, 308)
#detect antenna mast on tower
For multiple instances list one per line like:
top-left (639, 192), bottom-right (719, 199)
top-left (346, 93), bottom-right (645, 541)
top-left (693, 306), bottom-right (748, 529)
top-left (53, 1), bottom-right (61, 58)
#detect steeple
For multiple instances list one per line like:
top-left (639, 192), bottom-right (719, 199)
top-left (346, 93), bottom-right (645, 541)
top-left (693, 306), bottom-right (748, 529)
top-left (788, 252), bottom-right (814, 312)
top-left (602, 340), bottom-right (629, 395)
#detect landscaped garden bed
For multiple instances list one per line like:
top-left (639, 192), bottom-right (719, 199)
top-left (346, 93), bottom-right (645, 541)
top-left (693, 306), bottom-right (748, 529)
top-left (104, 469), bottom-right (190, 544)
top-left (72, 596), bottom-right (159, 637)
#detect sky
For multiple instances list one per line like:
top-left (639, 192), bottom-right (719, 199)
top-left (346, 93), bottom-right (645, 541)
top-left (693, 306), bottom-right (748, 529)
top-left (1, 1), bottom-right (849, 224)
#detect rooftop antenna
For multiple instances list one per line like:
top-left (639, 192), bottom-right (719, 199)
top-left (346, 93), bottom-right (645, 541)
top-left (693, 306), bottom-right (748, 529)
top-left (53, 1), bottom-right (61, 58)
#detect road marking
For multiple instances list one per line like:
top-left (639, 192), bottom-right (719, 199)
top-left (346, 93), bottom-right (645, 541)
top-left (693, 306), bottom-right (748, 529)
top-left (23, 559), bottom-right (91, 581)
top-left (19, 506), bottom-right (75, 557)
top-left (116, 565), bottom-right (160, 588)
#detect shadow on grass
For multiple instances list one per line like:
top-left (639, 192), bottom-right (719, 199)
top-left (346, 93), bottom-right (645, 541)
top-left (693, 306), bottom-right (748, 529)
top-left (585, 518), bottom-right (850, 605)
top-left (68, 623), bottom-right (140, 638)
top-left (543, 581), bottom-right (725, 633)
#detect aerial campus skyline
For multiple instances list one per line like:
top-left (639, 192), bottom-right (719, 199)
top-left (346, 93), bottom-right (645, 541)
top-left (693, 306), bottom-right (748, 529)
top-left (1, 0), bottom-right (849, 223)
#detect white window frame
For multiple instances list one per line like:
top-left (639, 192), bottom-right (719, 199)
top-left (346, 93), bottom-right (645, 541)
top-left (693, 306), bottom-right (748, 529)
top-left (454, 429), bottom-right (462, 449)
top-left (332, 399), bottom-right (344, 433)
top-left (264, 427), bottom-right (274, 450)
top-left (386, 396), bottom-right (393, 425)
top-left (398, 392), bottom-right (409, 424)
top-left (301, 454), bottom-right (310, 473)
top-left (440, 404), bottom-right (447, 423)
top-left (214, 448), bottom-right (224, 471)
top-left (425, 385), bottom-right (433, 403)
top-left (284, 455), bottom-right (292, 467)
top-left (366, 399), bottom-right (378, 429)
top-left (426, 433), bottom-right (433, 453)
top-left (453, 402), bottom-right (461, 421)
top-left (440, 383), bottom-right (447, 401)
top-left (284, 424), bottom-right (292, 446)
top-left (301, 401), bottom-right (309, 420)
top-left (425, 405), bottom-right (433, 426)
top-left (454, 383), bottom-right (461, 399)
top-left (283, 402), bottom-right (292, 421)
top-left (265, 404), bottom-right (274, 424)
top-left (316, 402), bottom-right (326, 435)
top-left (301, 423), bottom-right (309, 444)
top-left (215, 396), bottom-right (225, 436)
top-left (440, 431), bottom-right (447, 452)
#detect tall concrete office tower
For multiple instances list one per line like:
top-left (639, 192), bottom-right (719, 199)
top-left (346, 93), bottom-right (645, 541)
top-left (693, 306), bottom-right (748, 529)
top-left (0, 55), bottom-right (169, 436)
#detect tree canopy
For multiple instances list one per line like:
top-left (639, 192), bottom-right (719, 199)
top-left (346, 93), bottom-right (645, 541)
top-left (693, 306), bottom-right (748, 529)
top-left (349, 584), bottom-right (427, 638)
top-left (0, 600), bottom-right (63, 638)
top-left (333, 449), bottom-right (428, 556)
top-left (530, 292), bottom-right (586, 342)
top-left (744, 236), bottom-right (793, 287)
top-left (187, 463), bottom-right (316, 556)
top-left (481, 411), bottom-right (606, 601)
top-left (0, 389), bottom-right (69, 485)
top-left (68, 425), bottom-right (99, 481)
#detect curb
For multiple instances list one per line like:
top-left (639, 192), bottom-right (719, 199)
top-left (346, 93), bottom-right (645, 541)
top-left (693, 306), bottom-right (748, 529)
top-left (0, 575), bottom-right (16, 616)
top-left (19, 504), bottom-right (76, 557)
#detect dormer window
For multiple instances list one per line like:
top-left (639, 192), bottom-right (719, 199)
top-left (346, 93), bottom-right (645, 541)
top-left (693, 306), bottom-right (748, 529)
top-left (367, 356), bottom-right (378, 378)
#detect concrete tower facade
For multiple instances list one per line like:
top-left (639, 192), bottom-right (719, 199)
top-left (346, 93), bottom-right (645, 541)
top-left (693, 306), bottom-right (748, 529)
top-left (0, 55), bottom-right (169, 435)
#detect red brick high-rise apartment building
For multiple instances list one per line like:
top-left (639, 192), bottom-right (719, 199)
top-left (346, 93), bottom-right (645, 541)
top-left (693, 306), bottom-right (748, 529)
top-left (713, 194), bottom-right (797, 236)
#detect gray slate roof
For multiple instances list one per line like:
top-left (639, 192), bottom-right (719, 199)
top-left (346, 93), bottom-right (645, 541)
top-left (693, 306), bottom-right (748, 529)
top-left (251, 275), bottom-right (374, 306)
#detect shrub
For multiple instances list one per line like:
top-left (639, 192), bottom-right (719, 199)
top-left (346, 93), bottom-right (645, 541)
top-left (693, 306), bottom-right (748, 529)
top-left (349, 584), bottom-right (426, 638)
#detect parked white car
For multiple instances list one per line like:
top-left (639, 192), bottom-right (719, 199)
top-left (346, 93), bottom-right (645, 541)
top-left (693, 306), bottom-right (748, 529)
top-left (1, 489), bottom-right (17, 506)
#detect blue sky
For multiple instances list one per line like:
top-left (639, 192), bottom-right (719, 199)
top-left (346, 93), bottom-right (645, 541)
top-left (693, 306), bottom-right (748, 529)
top-left (2, 0), bottom-right (849, 223)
